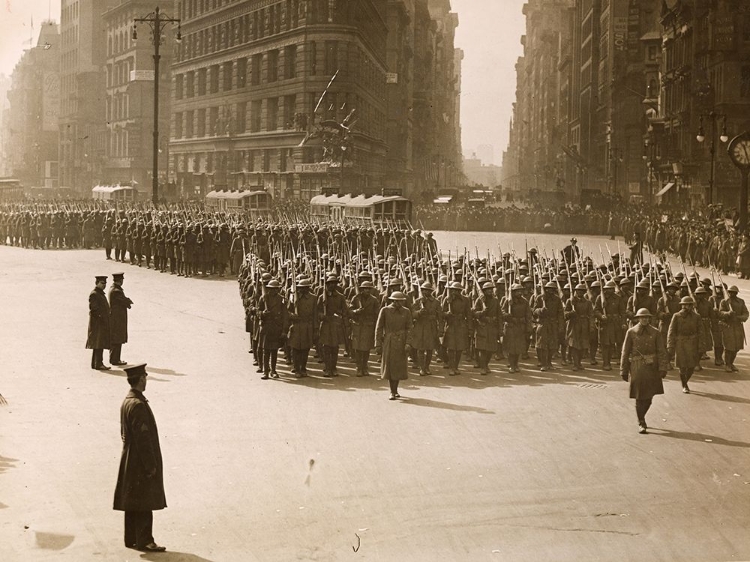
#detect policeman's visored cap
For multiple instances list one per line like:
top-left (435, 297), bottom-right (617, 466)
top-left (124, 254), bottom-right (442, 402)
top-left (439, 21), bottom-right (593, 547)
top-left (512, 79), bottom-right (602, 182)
top-left (389, 291), bottom-right (407, 301)
top-left (544, 281), bottom-right (557, 289)
top-left (421, 281), bottom-right (434, 291)
top-left (728, 285), bottom-right (739, 293)
top-left (635, 308), bottom-right (652, 318)
top-left (482, 281), bottom-right (495, 290)
top-left (359, 280), bottom-right (374, 289)
top-left (124, 363), bottom-right (148, 382)
top-left (265, 279), bottom-right (281, 288)
top-left (95, 275), bottom-right (108, 282)
top-left (112, 272), bottom-right (124, 279)
top-left (680, 296), bottom-right (695, 305)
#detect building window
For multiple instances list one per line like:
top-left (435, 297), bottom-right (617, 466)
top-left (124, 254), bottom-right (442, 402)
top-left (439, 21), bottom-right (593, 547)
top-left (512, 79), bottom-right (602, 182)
top-left (209, 65), bottom-right (219, 94)
top-left (325, 41), bottom-right (338, 75)
top-left (284, 45), bottom-right (297, 79)
top-left (175, 74), bottom-right (184, 99)
top-left (186, 110), bottom-right (194, 137)
top-left (310, 42), bottom-right (317, 76)
top-left (237, 58), bottom-right (247, 87)
top-left (198, 68), bottom-right (207, 96)
top-left (174, 112), bottom-right (183, 138)
top-left (236, 101), bottom-right (247, 132)
top-left (250, 100), bottom-right (262, 132)
top-left (223, 61), bottom-right (233, 91)
top-left (284, 94), bottom-right (296, 129)
top-left (209, 106), bottom-right (219, 135)
top-left (251, 53), bottom-right (262, 85)
top-left (197, 108), bottom-right (206, 137)
top-left (267, 98), bottom-right (279, 130)
top-left (268, 50), bottom-right (279, 82)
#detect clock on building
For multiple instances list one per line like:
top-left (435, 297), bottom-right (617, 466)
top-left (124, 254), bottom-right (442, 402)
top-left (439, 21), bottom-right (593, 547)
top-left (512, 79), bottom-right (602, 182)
top-left (727, 132), bottom-right (750, 170)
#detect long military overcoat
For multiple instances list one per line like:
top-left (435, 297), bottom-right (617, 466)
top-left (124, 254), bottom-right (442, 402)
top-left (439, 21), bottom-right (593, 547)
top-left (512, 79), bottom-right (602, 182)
top-left (86, 287), bottom-right (110, 350)
top-left (564, 296), bottom-right (593, 350)
top-left (620, 324), bottom-right (668, 400)
top-left (375, 304), bottom-right (412, 381)
top-left (666, 309), bottom-right (701, 369)
top-left (503, 296), bottom-right (531, 355)
top-left (410, 295), bottom-right (442, 350)
top-left (113, 389), bottom-right (167, 512)
top-left (349, 293), bottom-right (379, 351)
top-left (533, 293), bottom-right (564, 350)
top-left (474, 296), bottom-right (501, 352)
top-left (318, 291), bottom-right (348, 346)
top-left (287, 293), bottom-right (318, 349)
top-left (442, 293), bottom-right (471, 351)
top-left (719, 295), bottom-right (749, 351)
top-left (109, 284), bottom-right (133, 345)
top-left (258, 292), bottom-right (288, 349)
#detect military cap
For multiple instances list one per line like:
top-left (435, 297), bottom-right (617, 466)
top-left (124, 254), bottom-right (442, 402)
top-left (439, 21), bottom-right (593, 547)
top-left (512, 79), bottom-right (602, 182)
top-left (604, 280), bottom-right (616, 289)
top-left (261, 272), bottom-right (273, 282)
top-left (421, 281), bottom-right (434, 291)
top-left (388, 278), bottom-right (402, 286)
top-left (680, 296), bottom-right (695, 305)
top-left (728, 285), bottom-right (739, 293)
top-left (667, 281), bottom-right (679, 289)
top-left (265, 279), bottom-right (281, 288)
top-left (590, 280), bottom-right (601, 288)
top-left (481, 281), bottom-right (495, 290)
top-left (574, 283), bottom-right (587, 291)
top-left (511, 283), bottom-right (524, 291)
top-left (449, 281), bottom-right (463, 290)
top-left (359, 280), bottom-right (374, 289)
top-left (544, 281), bottom-right (557, 289)
top-left (496, 277), bottom-right (507, 285)
top-left (112, 272), bottom-right (124, 279)
top-left (326, 275), bottom-right (339, 283)
top-left (636, 280), bottom-right (650, 290)
top-left (95, 275), bottom-right (108, 282)
top-left (123, 363), bottom-right (148, 381)
top-left (634, 308), bottom-right (652, 318)
top-left (296, 279), bottom-right (312, 287)
top-left (438, 275), bottom-right (448, 283)
top-left (701, 278), bottom-right (712, 286)
top-left (695, 287), bottom-right (708, 294)
top-left (389, 291), bottom-right (407, 301)
top-left (522, 276), bottom-right (533, 284)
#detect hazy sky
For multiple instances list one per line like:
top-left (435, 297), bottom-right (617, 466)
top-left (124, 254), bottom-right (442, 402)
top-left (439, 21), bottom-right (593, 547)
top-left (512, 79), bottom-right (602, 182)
top-left (0, 0), bottom-right (525, 166)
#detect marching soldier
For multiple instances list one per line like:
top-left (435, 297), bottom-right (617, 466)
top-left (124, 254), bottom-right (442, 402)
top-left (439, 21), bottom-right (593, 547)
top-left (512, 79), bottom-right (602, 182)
top-left (411, 281), bottom-right (442, 376)
top-left (503, 283), bottom-right (531, 373)
top-left (318, 275), bottom-right (348, 377)
top-left (375, 291), bottom-right (412, 400)
top-left (565, 283), bottom-right (593, 371)
top-left (349, 280), bottom-right (379, 376)
top-left (718, 286), bottom-right (749, 372)
top-left (443, 281), bottom-right (471, 376)
top-left (533, 281), bottom-right (564, 371)
top-left (473, 281), bottom-right (501, 375)
top-left (287, 279), bottom-right (318, 377)
top-left (667, 296), bottom-right (701, 393)
top-left (258, 279), bottom-right (288, 379)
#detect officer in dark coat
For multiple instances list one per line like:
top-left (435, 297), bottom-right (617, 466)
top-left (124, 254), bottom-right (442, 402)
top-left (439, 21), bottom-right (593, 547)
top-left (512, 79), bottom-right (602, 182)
top-left (113, 363), bottom-right (167, 552)
top-left (620, 308), bottom-right (669, 434)
top-left (109, 272), bottom-right (133, 366)
top-left (86, 275), bottom-right (111, 370)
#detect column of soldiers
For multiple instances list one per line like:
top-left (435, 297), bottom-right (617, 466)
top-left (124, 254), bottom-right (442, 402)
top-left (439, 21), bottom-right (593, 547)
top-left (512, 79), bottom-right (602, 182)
top-left (236, 235), bottom-right (747, 388)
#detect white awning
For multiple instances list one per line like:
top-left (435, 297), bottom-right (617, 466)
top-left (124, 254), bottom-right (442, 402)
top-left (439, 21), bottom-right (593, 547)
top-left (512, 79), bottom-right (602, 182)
top-left (655, 182), bottom-right (675, 197)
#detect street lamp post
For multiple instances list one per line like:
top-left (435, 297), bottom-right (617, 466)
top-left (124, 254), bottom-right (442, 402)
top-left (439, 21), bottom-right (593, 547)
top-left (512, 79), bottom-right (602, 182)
top-left (133, 6), bottom-right (181, 205)
top-left (696, 111), bottom-right (728, 205)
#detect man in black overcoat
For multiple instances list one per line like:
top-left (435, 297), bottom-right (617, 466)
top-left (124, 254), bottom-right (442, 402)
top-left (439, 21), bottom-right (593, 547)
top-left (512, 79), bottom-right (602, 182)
top-left (109, 272), bottom-right (133, 366)
top-left (86, 275), bottom-right (111, 370)
top-left (113, 364), bottom-right (167, 552)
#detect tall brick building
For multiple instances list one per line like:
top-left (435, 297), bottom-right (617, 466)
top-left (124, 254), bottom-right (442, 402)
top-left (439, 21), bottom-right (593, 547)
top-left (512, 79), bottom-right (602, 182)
top-left (169, 0), bottom-right (390, 200)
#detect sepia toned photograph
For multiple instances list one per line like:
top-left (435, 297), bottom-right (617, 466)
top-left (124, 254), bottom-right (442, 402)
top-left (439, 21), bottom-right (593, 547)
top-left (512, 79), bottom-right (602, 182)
top-left (1, 0), bottom-right (749, 560)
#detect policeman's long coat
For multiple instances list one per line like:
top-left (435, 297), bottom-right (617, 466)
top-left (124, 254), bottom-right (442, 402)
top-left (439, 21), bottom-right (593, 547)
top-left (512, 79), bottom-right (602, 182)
top-left (109, 284), bottom-right (133, 345)
top-left (719, 296), bottom-right (749, 351)
top-left (86, 287), bottom-right (110, 350)
top-left (620, 324), bottom-right (668, 400)
top-left (113, 389), bottom-right (167, 512)
top-left (666, 309), bottom-right (701, 369)
top-left (375, 304), bottom-right (412, 381)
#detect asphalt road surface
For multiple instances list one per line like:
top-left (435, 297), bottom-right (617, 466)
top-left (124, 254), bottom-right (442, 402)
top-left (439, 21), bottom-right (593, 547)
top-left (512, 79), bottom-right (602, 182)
top-left (1, 232), bottom-right (749, 562)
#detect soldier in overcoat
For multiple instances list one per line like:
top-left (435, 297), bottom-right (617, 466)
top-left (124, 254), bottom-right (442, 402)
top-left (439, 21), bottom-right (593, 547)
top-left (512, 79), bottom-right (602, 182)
top-left (564, 284), bottom-right (593, 370)
top-left (349, 281), bottom-right (379, 376)
top-left (503, 284), bottom-right (532, 373)
top-left (667, 296), bottom-right (701, 393)
top-left (375, 291), bottom-right (413, 400)
top-left (258, 279), bottom-right (288, 379)
top-left (411, 281), bottom-right (442, 375)
top-left (533, 281), bottom-right (564, 371)
top-left (709, 284), bottom-right (725, 365)
top-left (594, 281), bottom-right (620, 370)
top-left (620, 308), bottom-right (669, 434)
top-left (473, 281), bottom-right (501, 374)
top-left (287, 279), bottom-right (318, 377)
top-left (719, 285), bottom-right (749, 372)
top-left (443, 281), bottom-right (471, 375)
top-left (87, 275), bottom-right (111, 370)
top-left (318, 275), bottom-right (348, 376)
top-left (109, 272), bottom-right (133, 366)
top-left (693, 286), bottom-right (713, 370)
top-left (113, 364), bottom-right (167, 553)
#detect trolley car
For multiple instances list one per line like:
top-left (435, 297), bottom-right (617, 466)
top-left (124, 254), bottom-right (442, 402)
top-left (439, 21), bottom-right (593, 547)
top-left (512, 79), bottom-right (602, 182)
top-left (205, 189), bottom-right (272, 216)
top-left (92, 185), bottom-right (138, 202)
top-left (0, 178), bottom-right (24, 201)
top-left (309, 194), bottom-right (412, 226)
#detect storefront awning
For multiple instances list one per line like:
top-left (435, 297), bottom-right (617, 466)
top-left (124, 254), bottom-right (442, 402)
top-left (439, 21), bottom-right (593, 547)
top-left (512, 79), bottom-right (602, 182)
top-left (655, 182), bottom-right (675, 197)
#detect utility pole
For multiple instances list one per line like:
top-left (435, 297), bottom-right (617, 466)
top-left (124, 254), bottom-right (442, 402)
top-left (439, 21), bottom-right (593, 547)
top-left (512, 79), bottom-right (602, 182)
top-left (133, 6), bottom-right (181, 205)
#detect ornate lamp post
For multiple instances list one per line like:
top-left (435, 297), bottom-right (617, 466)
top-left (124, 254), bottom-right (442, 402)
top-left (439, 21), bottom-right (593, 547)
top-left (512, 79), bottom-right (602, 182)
top-left (132, 6), bottom-right (181, 204)
top-left (696, 111), bottom-right (728, 205)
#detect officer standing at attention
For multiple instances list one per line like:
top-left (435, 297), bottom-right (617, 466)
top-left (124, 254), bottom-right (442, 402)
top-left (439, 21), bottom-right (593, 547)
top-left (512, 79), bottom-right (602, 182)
top-left (109, 272), bottom-right (133, 366)
top-left (113, 363), bottom-right (167, 552)
top-left (87, 275), bottom-right (111, 370)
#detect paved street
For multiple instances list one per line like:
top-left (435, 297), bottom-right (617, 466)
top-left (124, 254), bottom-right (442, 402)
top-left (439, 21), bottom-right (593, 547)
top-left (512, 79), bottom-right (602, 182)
top-left (1, 232), bottom-right (750, 562)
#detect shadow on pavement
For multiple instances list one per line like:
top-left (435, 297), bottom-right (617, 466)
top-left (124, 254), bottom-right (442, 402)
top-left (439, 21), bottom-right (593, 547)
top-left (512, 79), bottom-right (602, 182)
top-left (140, 551), bottom-right (215, 562)
top-left (0, 454), bottom-right (19, 474)
top-left (145, 367), bottom-right (188, 377)
top-left (650, 428), bottom-right (750, 448)
top-left (690, 391), bottom-right (750, 405)
top-left (98, 369), bottom-right (171, 383)
top-left (34, 531), bottom-right (75, 550)
top-left (399, 396), bottom-right (495, 414)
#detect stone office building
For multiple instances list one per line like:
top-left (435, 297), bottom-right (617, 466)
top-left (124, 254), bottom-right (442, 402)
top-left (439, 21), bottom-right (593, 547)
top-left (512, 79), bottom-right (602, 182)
top-left (170, 0), bottom-right (389, 200)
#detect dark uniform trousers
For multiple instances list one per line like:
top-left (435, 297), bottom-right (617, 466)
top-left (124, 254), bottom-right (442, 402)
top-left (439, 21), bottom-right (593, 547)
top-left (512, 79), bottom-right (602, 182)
top-left (124, 511), bottom-right (154, 549)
